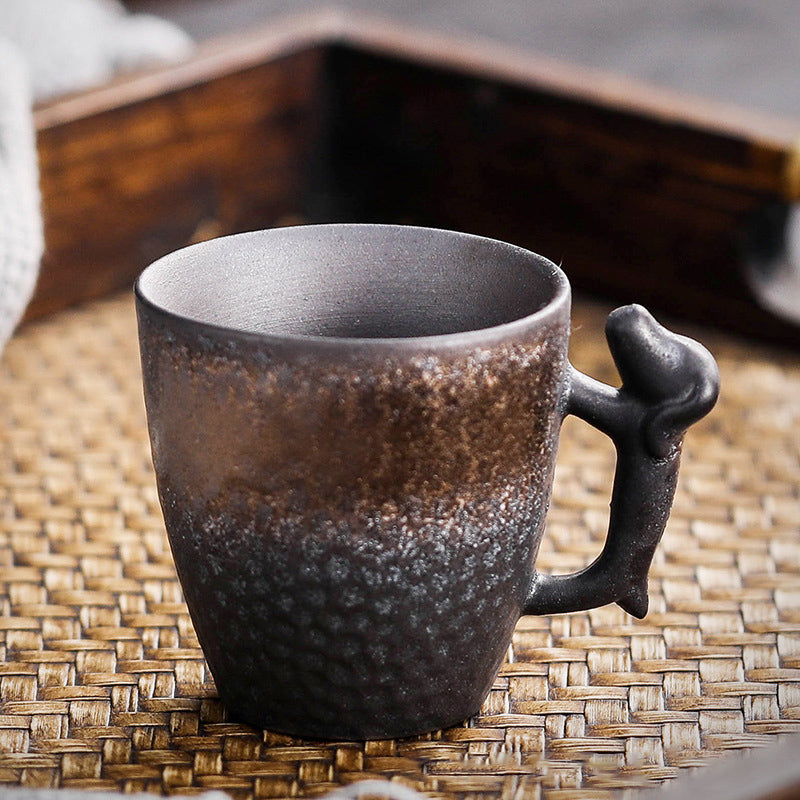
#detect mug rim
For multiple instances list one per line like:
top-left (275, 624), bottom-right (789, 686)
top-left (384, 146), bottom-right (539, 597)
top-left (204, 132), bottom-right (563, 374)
top-left (134, 223), bottom-right (572, 352)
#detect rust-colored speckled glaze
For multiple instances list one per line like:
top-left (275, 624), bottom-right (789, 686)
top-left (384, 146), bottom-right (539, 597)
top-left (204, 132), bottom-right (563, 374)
top-left (136, 225), bottom-right (718, 740)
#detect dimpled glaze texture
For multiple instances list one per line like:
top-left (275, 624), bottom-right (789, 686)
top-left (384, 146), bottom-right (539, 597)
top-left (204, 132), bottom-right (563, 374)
top-left (138, 309), bottom-right (569, 740)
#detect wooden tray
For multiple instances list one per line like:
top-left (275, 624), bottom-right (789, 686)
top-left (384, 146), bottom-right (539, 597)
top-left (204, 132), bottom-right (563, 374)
top-left (31, 11), bottom-right (800, 346)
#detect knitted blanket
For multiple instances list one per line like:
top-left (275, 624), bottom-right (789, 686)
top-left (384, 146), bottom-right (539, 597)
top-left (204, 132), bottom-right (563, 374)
top-left (0, 0), bottom-right (193, 351)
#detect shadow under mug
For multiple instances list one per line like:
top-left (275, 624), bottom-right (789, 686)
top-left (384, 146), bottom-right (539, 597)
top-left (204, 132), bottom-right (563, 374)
top-left (135, 224), bottom-right (719, 740)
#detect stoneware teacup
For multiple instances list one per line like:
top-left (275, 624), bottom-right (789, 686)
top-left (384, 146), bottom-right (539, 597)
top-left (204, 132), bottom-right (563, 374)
top-left (135, 224), bottom-right (719, 740)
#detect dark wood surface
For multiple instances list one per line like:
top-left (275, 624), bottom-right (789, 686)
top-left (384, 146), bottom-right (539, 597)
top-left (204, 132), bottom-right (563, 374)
top-left (30, 11), bottom-right (800, 344)
top-left (31, 17), bottom-right (328, 321)
top-left (317, 40), bottom-right (799, 343)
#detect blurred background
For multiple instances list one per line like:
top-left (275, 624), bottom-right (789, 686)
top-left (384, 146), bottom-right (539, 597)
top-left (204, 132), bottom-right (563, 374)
top-left (125, 0), bottom-right (800, 335)
top-left (4, 0), bottom-right (800, 343)
top-left (130, 0), bottom-right (800, 117)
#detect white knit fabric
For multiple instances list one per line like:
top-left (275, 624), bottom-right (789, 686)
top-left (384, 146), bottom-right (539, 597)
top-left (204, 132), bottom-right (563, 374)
top-left (0, 0), bottom-right (193, 101)
top-left (0, 0), bottom-right (192, 351)
top-left (0, 39), bottom-right (41, 351)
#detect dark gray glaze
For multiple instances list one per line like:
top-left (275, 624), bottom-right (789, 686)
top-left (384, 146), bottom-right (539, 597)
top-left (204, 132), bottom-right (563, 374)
top-left (135, 224), bottom-right (719, 740)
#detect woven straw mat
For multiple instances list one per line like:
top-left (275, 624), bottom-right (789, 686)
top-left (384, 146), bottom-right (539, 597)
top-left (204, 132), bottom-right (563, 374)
top-left (0, 293), bottom-right (798, 799)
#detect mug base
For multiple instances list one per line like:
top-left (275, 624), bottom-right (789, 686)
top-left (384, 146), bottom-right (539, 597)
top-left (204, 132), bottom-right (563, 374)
top-left (221, 699), bottom-right (483, 741)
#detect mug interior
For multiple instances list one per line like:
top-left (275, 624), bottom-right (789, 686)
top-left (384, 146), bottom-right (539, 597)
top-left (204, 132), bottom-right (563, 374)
top-left (136, 224), bottom-right (567, 339)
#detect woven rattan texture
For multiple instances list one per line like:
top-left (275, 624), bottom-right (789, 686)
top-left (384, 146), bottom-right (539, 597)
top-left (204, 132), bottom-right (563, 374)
top-left (0, 295), bottom-right (798, 799)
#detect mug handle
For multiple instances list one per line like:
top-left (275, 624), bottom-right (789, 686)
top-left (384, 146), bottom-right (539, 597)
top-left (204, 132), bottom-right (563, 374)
top-left (524, 305), bottom-right (720, 619)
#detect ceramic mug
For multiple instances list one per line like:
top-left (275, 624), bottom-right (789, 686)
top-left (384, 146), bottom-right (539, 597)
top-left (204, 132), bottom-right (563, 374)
top-left (135, 224), bottom-right (719, 740)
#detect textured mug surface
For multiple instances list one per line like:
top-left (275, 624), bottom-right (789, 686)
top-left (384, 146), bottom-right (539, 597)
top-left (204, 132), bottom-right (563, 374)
top-left (135, 224), bottom-right (719, 740)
